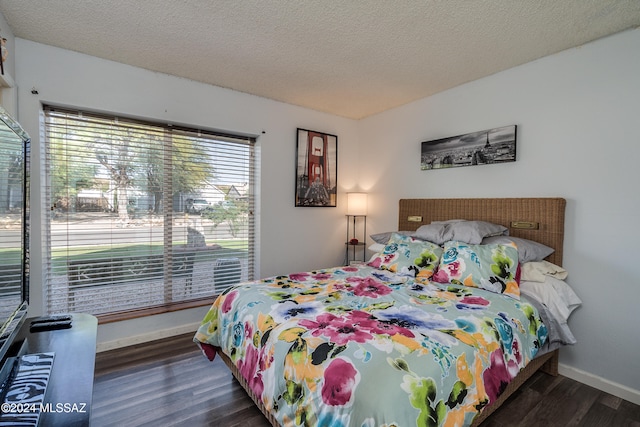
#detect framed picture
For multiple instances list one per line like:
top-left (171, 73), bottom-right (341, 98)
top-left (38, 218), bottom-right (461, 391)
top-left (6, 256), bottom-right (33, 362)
top-left (295, 128), bottom-right (337, 207)
top-left (421, 125), bottom-right (517, 170)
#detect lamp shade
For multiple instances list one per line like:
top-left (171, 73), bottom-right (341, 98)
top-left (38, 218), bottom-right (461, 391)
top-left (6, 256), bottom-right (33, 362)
top-left (347, 192), bottom-right (367, 216)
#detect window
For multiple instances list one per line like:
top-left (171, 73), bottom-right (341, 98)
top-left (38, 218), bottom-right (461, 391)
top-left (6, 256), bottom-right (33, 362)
top-left (43, 106), bottom-right (255, 321)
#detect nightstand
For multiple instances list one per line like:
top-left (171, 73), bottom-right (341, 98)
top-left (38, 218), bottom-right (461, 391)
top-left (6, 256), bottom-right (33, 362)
top-left (345, 214), bottom-right (366, 264)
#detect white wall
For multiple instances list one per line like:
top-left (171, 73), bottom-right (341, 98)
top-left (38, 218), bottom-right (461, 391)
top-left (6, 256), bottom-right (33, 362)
top-left (14, 39), bottom-right (359, 350)
top-left (358, 28), bottom-right (640, 402)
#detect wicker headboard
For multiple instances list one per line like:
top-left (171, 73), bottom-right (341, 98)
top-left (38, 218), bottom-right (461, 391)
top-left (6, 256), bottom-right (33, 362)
top-left (398, 198), bottom-right (566, 266)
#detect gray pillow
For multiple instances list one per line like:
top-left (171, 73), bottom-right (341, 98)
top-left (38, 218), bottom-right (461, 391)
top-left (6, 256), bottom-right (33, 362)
top-left (370, 231), bottom-right (413, 244)
top-left (482, 235), bottom-right (554, 263)
top-left (411, 223), bottom-right (449, 244)
top-left (446, 220), bottom-right (508, 244)
top-left (415, 220), bottom-right (508, 245)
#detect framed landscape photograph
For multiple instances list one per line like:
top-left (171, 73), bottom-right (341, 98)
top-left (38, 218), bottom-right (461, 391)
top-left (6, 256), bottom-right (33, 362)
top-left (295, 128), bottom-right (337, 207)
top-left (421, 125), bottom-right (517, 170)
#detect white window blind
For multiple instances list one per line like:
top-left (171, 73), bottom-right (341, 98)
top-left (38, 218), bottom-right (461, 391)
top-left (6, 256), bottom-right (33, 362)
top-left (0, 114), bottom-right (28, 318)
top-left (43, 106), bottom-right (255, 318)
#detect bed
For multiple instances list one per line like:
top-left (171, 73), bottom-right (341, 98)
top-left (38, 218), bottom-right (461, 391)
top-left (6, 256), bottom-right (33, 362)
top-left (195, 198), bottom-right (578, 426)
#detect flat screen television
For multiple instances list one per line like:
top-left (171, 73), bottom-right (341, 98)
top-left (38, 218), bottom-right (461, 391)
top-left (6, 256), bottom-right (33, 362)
top-left (0, 106), bottom-right (30, 373)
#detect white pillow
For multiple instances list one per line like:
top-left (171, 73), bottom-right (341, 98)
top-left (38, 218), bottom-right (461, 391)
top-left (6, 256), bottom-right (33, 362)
top-left (519, 277), bottom-right (581, 324)
top-left (519, 276), bottom-right (581, 346)
top-left (368, 243), bottom-right (386, 253)
top-left (521, 261), bottom-right (568, 282)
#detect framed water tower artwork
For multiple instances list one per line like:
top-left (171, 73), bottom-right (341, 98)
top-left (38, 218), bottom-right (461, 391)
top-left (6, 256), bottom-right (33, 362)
top-left (421, 125), bottom-right (517, 170)
top-left (295, 128), bottom-right (337, 207)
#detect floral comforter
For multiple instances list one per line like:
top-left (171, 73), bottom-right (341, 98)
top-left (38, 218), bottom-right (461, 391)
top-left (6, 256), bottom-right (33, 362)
top-left (194, 265), bottom-right (547, 427)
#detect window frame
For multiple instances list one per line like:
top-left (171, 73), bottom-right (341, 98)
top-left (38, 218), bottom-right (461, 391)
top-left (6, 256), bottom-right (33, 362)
top-left (42, 106), bottom-right (256, 323)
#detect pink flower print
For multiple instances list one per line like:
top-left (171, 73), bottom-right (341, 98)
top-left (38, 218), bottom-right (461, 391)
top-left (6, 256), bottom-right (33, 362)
top-left (289, 272), bottom-right (310, 281)
top-left (351, 278), bottom-right (392, 298)
top-left (300, 312), bottom-right (373, 346)
top-left (321, 358), bottom-right (359, 406)
top-left (221, 290), bottom-right (238, 313)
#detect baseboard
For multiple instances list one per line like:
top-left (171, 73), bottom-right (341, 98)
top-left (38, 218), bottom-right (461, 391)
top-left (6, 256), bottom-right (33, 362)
top-left (96, 322), bottom-right (201, 353)
top-left (559, 363), bottom-right (640, 406)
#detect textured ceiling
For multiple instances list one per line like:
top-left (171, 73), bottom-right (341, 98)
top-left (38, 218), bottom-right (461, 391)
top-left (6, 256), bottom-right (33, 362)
top-left (1, 0), bottom-right (639, 119)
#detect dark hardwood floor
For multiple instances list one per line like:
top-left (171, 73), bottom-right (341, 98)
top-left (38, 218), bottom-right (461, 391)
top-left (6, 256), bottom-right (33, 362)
top-left (93, 333), bottom-right (640, 427)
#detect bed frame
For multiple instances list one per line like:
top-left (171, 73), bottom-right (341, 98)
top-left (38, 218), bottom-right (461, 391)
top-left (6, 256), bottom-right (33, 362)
top-left (219, 197), bottom-right (566, 426)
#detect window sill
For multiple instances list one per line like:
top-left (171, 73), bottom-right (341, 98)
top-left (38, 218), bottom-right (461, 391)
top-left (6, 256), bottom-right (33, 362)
top-left (96, 298), bottom-right (216, 324)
